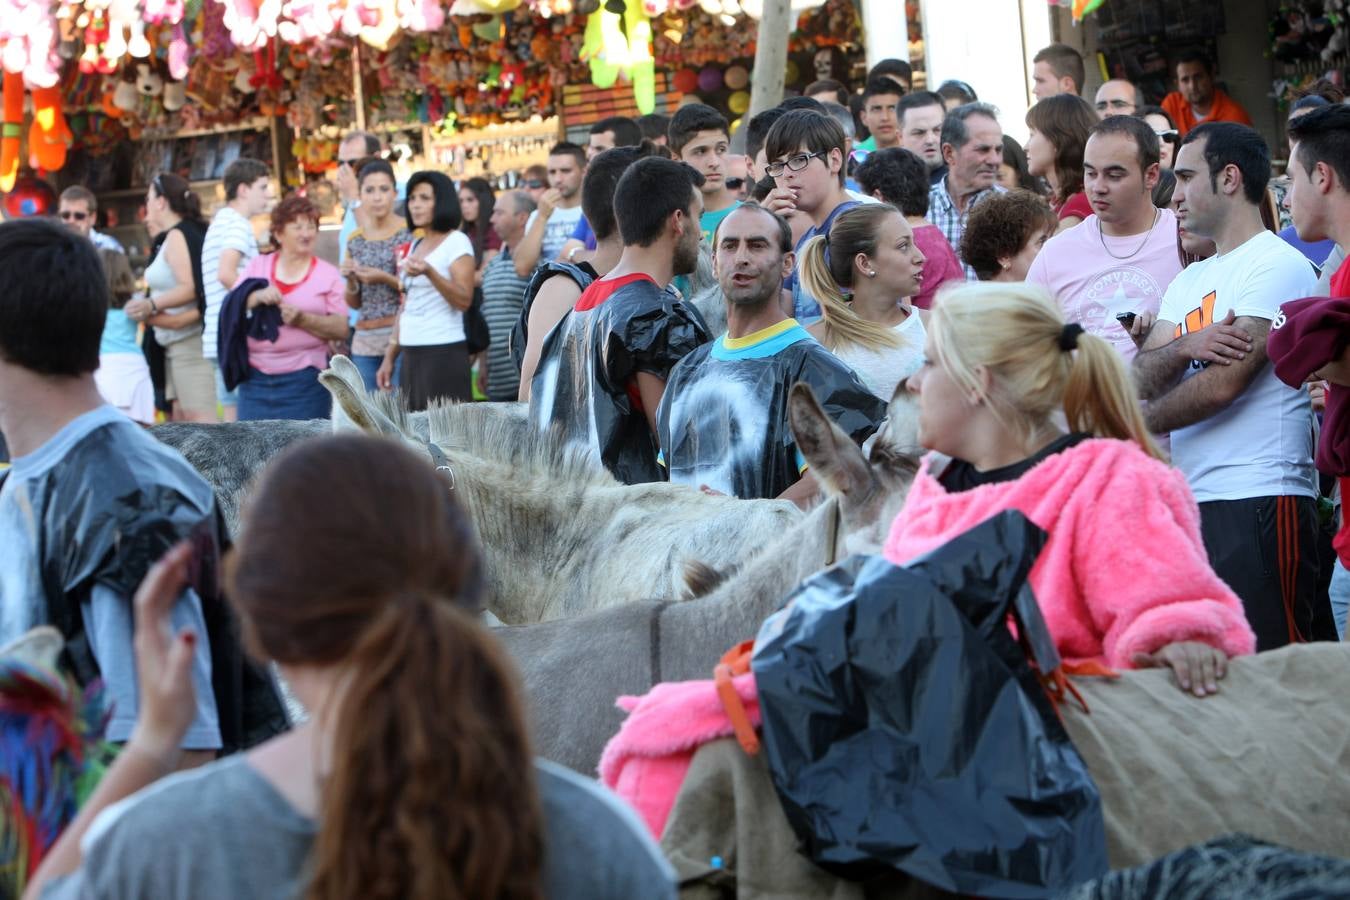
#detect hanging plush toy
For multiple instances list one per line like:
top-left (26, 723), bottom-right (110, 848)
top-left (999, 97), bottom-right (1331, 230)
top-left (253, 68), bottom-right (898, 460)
top-left (0, 72), bottom-right (22, 192)
top-left (27, 85), bottom-right (72, 171)
top-left (579, 0), bottom-right (654, 112)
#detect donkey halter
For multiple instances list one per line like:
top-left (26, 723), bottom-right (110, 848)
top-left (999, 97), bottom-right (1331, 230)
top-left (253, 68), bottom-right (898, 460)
top-left (425, 442), bottom-right (456, 491)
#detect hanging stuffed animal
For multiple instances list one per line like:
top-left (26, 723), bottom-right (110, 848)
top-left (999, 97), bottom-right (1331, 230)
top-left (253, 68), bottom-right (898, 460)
top-left (0, 72), bottom-right (22, 192)
top-left (27, 85), bottom-right (72, 172)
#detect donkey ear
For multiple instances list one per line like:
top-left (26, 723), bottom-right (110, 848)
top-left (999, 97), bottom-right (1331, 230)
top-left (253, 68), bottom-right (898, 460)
top-left (320, 359), bottom-right (404, 438)
top-left (789, 382), bottom-right (871, 498)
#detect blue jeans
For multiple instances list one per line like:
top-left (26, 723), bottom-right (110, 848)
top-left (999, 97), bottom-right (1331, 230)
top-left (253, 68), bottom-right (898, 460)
top-left (1330, 559), bottom-right (1349, 640)
top-left (238, 366), bottom-right (330, 420)
top-left (351, 353), bottom-right (401, 393)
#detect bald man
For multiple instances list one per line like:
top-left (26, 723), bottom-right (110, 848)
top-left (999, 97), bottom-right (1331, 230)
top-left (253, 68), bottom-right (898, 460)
top-left (1094, 79), bottom-right (1141, 119)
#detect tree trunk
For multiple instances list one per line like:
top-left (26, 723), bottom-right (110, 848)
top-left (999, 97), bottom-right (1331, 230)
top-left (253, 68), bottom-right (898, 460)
top-left (749, 0), bottom-right (792, 117)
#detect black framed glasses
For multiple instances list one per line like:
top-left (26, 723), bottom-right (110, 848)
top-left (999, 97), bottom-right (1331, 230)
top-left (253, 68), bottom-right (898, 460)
top-left (765, 151), bottom-right (826, 178)
top-left (1095, 99), bottom-right (1135, 113)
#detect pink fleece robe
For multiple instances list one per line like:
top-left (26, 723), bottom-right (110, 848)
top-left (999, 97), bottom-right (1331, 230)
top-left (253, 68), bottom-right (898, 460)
top-left (599, 673), bottom-right (760, 838)
top-left (883, 438), bottom-right (1257, 667)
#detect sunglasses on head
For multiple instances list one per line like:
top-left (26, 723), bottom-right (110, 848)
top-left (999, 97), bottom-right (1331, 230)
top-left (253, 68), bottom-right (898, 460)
top-left (59, 210), bottom-right (89, 221)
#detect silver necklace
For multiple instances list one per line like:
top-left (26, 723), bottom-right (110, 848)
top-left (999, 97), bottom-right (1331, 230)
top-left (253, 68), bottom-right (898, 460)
top-left (1098, 208), bottom-right (1159, 260)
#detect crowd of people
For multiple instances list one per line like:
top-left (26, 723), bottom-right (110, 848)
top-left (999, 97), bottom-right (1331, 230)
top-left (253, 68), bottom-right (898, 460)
top-left (4, 38), bottom-right (1350, 900)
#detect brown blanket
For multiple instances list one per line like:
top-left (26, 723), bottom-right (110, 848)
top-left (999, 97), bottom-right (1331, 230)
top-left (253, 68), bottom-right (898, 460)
top-left (661, 644), bottom-right (1350, 897)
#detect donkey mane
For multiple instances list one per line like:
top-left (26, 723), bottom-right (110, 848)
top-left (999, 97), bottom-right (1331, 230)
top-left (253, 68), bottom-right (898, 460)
top-left (422, 398), bottom-right (618, 487)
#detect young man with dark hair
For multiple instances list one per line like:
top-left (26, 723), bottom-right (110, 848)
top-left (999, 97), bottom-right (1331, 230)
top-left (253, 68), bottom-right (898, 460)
top-left (854, 148), bottom-right (965, 308)
top-left (636, 113), bottom-right (669, 146)
top-left (888, 91), bottom-right (947, 185)
top-left (804, 79), bottom-right (849, 106)
top-left (587, 116), bottom-right (642, 161)
top-left (529, 157), bottom-right (709, 483)
top-left (657, 203), bottom-right (884, 506)
top-left (854, 77), bottom-right (903, 153)
top-left (929, 102), bottom-right (1006, 278)
top-left (669, 103), bottom-right (740, 242)
top-left (1134, 122), bottom-right (1329, 650)
top-left (1284, 104), bottom-right (1350, 634)
top-left (201, 157), bottom-right (271, 421)
top-left (57, 185), bottom-right (123, 253)
top-left (0, 219), bottom-right (284, 764)
top-left (1032, 43), bottom-right (1085, 100)
top-left (513, 141), bottom-right (586, 277)
top-left (867, 57), bottom-right (912, 93)
top-left (1162, 50), bottom-right (1252, 137)
top-left (745, 107), bottom-right (786, 183)
top-left (764, 110), bottom-right (858, 319)
top-left (1029, 115), bottom-right (1181, 360)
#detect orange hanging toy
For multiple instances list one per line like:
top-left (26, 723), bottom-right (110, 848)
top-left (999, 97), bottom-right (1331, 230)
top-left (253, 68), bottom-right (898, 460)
top-left (29, 86), bottom-right (73, 173)
top-left (0, 73), bottom-right (23, 193)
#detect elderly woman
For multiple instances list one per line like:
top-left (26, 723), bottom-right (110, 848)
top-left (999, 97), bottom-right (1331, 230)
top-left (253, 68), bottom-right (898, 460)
top-left (959, 189), bottom-right (1058, 282)
top-left (235, 195), bottom-right (348, 420)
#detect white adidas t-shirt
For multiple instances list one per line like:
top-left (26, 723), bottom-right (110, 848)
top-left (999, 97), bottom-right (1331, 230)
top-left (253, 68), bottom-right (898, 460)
top-left (1157, 230), bottom-right (1318, 502)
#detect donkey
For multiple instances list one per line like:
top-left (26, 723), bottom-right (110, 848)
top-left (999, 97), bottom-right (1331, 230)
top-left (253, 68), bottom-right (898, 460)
top-left (320, 358), bottom-right (808, 623)
top-left (494, 384), bottom-right (922, 773)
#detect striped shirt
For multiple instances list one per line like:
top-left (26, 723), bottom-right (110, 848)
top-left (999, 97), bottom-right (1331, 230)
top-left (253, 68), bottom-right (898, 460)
top-left (928, 179), bottom-right (1004, 281)
top-left (480, 246), bottom-right (532, 401)
top-left (200, 206), bottom-right (258, 360)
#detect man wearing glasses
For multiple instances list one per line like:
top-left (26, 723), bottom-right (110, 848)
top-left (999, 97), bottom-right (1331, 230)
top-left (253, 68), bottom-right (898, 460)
top-left (57, 186), bottom-right (123, 254)
top-left (763, 110), bottom-right (859, 322)
top-left (335, 130), bottom-right (382, 263)
top-left (1094, 79), bottom-right (1141, 119)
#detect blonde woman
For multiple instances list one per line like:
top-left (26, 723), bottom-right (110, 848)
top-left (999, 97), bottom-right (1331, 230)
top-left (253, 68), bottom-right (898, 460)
top-left (797, 203), bottom-right (926, 401)
top-left (883, 283), bottom-right (1255, 695)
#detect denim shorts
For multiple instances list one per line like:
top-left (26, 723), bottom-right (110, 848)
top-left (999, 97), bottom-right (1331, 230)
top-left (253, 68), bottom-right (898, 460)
top-left (212, 360), bottom-right (239, 406)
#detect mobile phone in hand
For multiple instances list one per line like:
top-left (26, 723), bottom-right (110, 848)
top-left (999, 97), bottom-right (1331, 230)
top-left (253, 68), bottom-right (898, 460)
top-left (1115, 311), bottom-right (1137, 328)
top-left (184, 517), bottom-right (217, 598)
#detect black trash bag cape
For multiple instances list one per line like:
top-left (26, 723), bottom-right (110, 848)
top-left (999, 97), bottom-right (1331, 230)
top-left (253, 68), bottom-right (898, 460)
top-left (656, 334), bottom-right (887, 500)
top-left (528, 276), bottom-right (709, 484)
top-left (751, 510), bottom-right (1108, 898)
top-left (2, 419), bottom-right (288, 754)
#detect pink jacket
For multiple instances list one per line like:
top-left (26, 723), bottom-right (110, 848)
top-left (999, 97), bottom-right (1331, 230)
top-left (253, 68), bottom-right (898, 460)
top-left (884, 438), bottom-right (1256, 667)
top-left (599, 673), bottom-right (760, 838)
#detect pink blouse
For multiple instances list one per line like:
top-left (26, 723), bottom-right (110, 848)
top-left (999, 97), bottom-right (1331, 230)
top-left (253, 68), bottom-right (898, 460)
top-left (241, 253), bottom-right (346, 375)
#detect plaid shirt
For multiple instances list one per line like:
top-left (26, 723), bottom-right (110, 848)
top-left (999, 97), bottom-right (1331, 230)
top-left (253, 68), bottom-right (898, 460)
top-left (929, 180), bottom-right (1006, 280)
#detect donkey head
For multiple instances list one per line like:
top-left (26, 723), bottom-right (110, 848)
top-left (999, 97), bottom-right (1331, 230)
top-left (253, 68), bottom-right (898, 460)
top-left (789, 381), bottom-right (921, 558)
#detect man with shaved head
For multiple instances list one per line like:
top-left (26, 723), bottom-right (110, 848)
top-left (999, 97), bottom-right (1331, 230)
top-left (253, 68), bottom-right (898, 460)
top-left (1094, 79), bottom-right (1141, 119)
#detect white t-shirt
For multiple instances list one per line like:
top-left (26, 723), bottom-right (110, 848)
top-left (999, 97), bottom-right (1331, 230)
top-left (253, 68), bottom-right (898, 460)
top-left (526, 205), bottom-right (584, 264)
top-left (200, 206), bottom-right (258, 360)
top-left (1028, 209), bottom-right (1183, 362)
top-left (832, 311), bottom-right (926, 402)
top-left (398, 230), bottom-right (474, 346)
top-left (1157, 229), bottom-right (1318, 502)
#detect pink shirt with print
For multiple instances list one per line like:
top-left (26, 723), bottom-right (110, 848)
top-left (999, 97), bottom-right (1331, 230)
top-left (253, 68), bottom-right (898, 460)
top-left (240, 253), bottom-right (347, 375)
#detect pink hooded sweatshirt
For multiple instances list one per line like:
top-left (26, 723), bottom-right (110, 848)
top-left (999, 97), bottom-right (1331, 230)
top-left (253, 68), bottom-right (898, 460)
top-left (883, 438), bottom-right (1257, 667)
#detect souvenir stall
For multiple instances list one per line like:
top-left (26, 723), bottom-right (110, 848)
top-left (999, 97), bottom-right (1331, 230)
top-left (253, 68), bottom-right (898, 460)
top-left (0, 0), bottom-right (891, 256)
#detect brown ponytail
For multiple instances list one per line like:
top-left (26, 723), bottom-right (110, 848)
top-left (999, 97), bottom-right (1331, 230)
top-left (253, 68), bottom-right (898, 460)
top-left (151, 172), bottom-right (204, 224)
top-left (226, 434), bottom-right (545, 900)
top-left (796, 204), bottom-right (906, 353)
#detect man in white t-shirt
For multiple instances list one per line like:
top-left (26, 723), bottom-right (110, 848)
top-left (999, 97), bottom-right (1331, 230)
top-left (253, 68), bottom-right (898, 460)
top-left (513, 142), bottom-right (586, 277)
top-left (1133, 122), bottom-right (1332, 650)
top-left (201, 158), bottom-right (271, 421)
top-left (1029, 115), bottom-right (1182, 362)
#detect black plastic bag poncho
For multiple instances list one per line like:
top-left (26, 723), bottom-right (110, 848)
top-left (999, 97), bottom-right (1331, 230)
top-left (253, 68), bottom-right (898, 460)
top-left (1, 416), bottom-right (287, 753)
top-left (656, 332), bottom-right (886, 499)
top-left (528, 275), bottom-right (709, 484)
top-left (751, 510), bottom-right (1108, 898)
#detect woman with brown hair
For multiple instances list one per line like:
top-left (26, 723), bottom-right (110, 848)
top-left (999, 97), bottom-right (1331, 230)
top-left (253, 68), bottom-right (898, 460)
top-left (236, 194), bottom-right (349, 420)
top-left (1024, 94), bottom-right (1098, 230)
top-left (124, 172), bottom-right (212, 421)
top-left (959, 189), bottom-right (1059, 282)
top-left (27, 434), bottom-right (675, 900)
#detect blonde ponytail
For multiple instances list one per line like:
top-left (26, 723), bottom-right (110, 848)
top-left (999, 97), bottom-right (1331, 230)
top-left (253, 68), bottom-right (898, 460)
top-left (796, 205), bottom-right (906, 353)
top-left (1064, 334), bottom-right (1165, 461)
top-left (930, 283), bottom-right (1164, 460)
